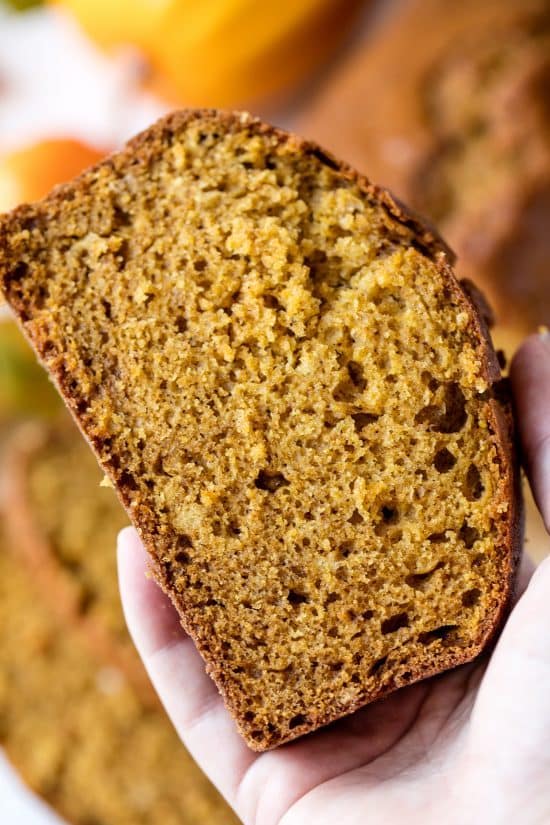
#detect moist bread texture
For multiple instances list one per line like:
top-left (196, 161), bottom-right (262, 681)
top-left (299, 0), bottom-right (550, 331)
top-left (0, 418), bottom-right (236, 825)
top-left (0, 110), bottom-right (521, 750)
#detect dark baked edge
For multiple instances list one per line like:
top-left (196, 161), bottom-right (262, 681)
top-left (0, 109), bottom-right (523, 750)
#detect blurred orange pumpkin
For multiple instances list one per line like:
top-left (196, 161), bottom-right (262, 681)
top-left (0, 140), bottom-right (101, 416)
top-left (53, 0), bottom-right (365, 107)
top-left (0, 139), bottom-right (103, 212)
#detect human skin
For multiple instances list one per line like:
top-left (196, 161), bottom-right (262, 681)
top-left (118, 333), bottom-right (550, 825)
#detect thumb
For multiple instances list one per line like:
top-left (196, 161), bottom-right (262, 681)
top-left (510, 332), bottom-right (550, 531)
top-left (470, 555), bottom-right (550, 775)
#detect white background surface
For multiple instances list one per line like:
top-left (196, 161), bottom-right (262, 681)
top-left (0, 752), bottom-right (64, 824)
top-left (0, 5), bottom-right (167, 154)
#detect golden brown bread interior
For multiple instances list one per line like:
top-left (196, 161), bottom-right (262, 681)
top-left (299, 0), bottom-right (550, 333)
top-left (0, 110), bottom-right (521, 750)
top-left (0, 419), bottom-right (237, 825)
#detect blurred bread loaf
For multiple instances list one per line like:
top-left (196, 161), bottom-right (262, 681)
top-left (0, 417), bottom-right (236, 825)
top-left (300, 0), bottom-right (550, 333)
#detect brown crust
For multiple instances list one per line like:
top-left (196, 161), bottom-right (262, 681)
top-left (0, 109), bottom-right (523, 750)
top-left (0, 420), bottom-right (159, 710)
top-left (459, 279), bottom-right (495, 330)
top-left (450, 275), bottom-right (524, 641)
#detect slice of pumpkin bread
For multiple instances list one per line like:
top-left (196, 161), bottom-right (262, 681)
top-left (0, 110), bottom-right (521, 751)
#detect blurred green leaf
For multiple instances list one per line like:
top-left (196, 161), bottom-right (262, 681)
top-left (0, 321), bottom-right (61, 420)
top-left (2, 0), bottom-right (43, 11)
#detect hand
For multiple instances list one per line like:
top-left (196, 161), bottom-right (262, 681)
top-left (117, 333), bottom-right (550, 825)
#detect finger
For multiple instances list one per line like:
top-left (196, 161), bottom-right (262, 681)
top-left (510, 333), bottom-right (550, 530)
top-left (471, 555), bottom-right (550, 779)
top-left (516, 552), bottom-right (536, 600)
top-left (117, 526), bottom-right (185, 653)
top-left (117, 527), bottom-right (256, 809)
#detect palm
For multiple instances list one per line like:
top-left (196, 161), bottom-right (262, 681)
top-left (240, 659), bottom-right (483, 824)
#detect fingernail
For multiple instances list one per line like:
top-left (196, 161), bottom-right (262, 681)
top-left (537, 325), bottom-right (550, 342)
